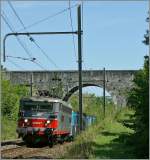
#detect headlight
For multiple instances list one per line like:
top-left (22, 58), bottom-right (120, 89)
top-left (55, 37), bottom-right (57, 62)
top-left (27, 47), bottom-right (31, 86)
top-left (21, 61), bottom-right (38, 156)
top-left (24, 119), bottom-right (28, 123)
top-left (47, 120), bottom-right (50, 124)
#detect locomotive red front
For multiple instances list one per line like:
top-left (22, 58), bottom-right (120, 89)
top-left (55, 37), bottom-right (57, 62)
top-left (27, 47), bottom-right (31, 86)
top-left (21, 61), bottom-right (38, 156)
top-left (17, 97), bottom-right (72, 146)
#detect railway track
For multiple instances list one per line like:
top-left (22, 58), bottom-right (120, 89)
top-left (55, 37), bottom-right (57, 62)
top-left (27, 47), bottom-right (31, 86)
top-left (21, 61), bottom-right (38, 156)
top-left (1, 139), bottom-right (24, 151)
top-left (1, 146), bottom-right (49, 159)
top-left (1, 139), bottom-right (72, 159)
top-left (1, 139), bottom-right (22, 146)
top-left (1, 139), bottom-right (26, 158)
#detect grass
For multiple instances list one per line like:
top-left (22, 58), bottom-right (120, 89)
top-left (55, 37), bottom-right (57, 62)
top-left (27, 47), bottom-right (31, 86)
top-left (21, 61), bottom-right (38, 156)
top-left (93, 120), bottom-right (135, 159)
top-left (1, 116), bottom-right (18, 140)
top-left (63, 107), bottom-right (136, 159)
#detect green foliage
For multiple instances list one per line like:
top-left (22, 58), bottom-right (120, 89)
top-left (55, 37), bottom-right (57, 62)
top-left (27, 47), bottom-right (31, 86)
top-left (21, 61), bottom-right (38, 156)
top-left (69, 93), bottom-right (114, 121)
top-left (69, 94), bottom-right (79, 111)
top-left (66, 93), bottom-right (117, 158)
top-left (92, 112), bottom-right (135, 159)
top-left (1, 116), bottom-right (18, 140)
top-left (63, 107), bottom-right (135, 159)
top-left (1, 79), bottom-right (29, 140)
top-left (1, 79), bottom-right (29, 120)
top-left (143, 15), bottom-right (149, 45)
top-left (127, 56), bottom-right (149, 158)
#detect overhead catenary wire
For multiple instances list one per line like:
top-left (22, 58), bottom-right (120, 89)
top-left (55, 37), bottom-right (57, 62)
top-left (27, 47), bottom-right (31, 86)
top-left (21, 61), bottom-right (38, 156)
top-left (7, 55), bottom-right (47, 70)
top-left (5, 1), bottom-right (103, 97)
top-left (32, 60), bottom-right (47, 70)
top-left (29, 38), bottom-right (59, 69)
top-left (1, 12), bottom-right (33, 59)
top-left (7, 0), bottom-right (27, 31)
top-left (3, 2), bottom-right (85, 69)
top-left (17, 3), bottom-right (79, 32)
top-left (7, 58), bottom-right (25, 70)
top-left (1, 12), bottom-right (47, 70)
top-left (6, 58), bottom-right (46, 83)
top-left (7, 1), bottom-right (60, 69)
top-left (6, 55), bottom-right (36, 61)
top-left (68, 0), bottom-right (78, 62)
top-left (1, 13), bottom-right (14, 33)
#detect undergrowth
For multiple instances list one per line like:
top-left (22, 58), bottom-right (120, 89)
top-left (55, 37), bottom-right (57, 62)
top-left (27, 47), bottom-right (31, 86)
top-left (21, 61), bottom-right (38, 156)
top-left (1, 116), bottom-right (18, 140)
top-left (63, 106), bottom-right (135, 159)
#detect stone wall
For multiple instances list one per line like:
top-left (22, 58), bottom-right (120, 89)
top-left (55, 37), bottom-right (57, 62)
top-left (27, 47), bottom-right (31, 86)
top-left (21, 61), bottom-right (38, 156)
top-left (2, 70), bottom-right (137, 106)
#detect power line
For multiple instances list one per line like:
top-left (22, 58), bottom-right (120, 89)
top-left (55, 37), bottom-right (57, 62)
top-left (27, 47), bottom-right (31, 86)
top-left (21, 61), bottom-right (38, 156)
top-left (7, 58), bottom-right (25, 70)
top-left (1, 12), bottom-right (33, 59)
top-left (1, 13), bottom-right (14, 33)
top-left (68, 0), bottom-right (78, 62)
top-left (17, 3), bottom-right (79, 32)
top-left (7, 55), bottom-right (47, 70)
top-left (7, 1), bottom-right (59, 69)
top-left (29, 37), bottom-right (60, 69)
top-left (15, 36), bottom-right (34, 59)
top-left (29, 39), bottom-right (59, 69)
top-left (8, 0), bottom-right (27, 31)
top-left (32, 60), bottom-right (47, 70)
top-left (1, 12), bottom-right (47, 70)
top-left (6, 55), bottom-right (36, 61)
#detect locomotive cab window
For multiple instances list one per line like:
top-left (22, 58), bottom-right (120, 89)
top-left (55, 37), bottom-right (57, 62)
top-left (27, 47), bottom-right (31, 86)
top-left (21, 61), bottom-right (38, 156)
top-left (21, 101), bottom-right (53, 112)
top-left (20, 101), bottom-right (55, 118)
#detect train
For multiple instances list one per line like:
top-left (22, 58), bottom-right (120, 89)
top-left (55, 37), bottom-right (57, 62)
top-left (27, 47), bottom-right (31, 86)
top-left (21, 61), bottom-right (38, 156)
top-left (16, 96), bottom-right (96, 147)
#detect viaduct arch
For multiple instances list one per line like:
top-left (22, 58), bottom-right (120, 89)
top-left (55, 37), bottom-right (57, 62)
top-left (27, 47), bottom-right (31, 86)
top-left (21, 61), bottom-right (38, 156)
top-left (63, 83), bottom-right (99, 101)
top-left (2, 70), bottom-right (137, 107)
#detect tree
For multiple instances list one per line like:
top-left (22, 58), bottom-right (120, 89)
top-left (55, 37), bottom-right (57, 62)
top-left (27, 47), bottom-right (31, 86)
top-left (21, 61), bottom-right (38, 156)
top-left (127, 12), bottom-right (149, 158)
top-left (143, 15), bottom-right (149, 45)
top-left (1, 80), bottom-right (29, 120)
top-left (127, 56), bottom-right (149, 158)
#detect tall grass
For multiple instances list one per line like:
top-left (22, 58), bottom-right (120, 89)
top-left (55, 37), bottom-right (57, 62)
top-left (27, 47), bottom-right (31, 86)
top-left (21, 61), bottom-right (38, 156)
top-left (1, 116), bottom-right (18, 140)
top-left (63, 104), bottom-right (121, 159)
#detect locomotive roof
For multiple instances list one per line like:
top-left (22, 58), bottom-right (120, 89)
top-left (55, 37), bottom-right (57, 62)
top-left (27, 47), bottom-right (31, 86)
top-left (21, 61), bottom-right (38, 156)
top-left (20, 96), bottom-right (72, 108)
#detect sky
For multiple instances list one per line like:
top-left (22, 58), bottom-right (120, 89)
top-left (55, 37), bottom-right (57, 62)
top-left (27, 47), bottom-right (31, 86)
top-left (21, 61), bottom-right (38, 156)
top-left (1, 0), bottom-right (149, 96)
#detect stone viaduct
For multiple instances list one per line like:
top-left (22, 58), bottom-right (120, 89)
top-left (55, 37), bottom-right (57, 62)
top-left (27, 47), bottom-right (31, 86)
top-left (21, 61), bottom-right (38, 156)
top-left (2, 70), bottom-right (137, 107)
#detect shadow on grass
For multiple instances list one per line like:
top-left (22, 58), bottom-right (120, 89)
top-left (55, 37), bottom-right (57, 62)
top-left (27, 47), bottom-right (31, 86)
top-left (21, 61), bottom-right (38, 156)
top-left (100, 131), bottom-right (119, 136)
top-left (91, 112), bottom-right (137, 158)
top-left (117, 119), bottom-right (135, 130)
top-left (93, 132), bottom-right (136, 159)
top-left (124, 113), bottom-right (134, 118)
top-left (63, 132), bottom-right (136, 159)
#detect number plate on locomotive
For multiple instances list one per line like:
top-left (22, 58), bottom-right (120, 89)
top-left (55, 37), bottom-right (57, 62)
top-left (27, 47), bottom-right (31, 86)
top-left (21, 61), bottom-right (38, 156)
top-left (32, 122), bottom-right (42, 124)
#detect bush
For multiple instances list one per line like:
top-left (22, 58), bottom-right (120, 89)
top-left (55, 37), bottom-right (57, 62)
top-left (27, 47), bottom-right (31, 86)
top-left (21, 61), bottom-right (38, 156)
top-left (1, 80), bottom-right (29, 120)
top-left (1, 116), bottom-right (18, 140)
